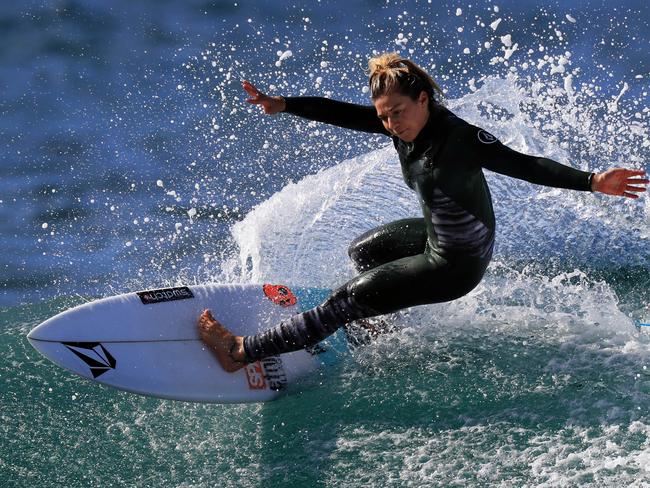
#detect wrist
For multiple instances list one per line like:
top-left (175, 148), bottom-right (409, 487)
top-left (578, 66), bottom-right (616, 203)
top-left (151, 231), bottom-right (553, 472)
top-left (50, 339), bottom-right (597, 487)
top-left (231, 337), bottom-right (248, 363)
top-left (275, 96), bottom-right (286, 112)
top-left (589, 172), bottom-right (600, 192)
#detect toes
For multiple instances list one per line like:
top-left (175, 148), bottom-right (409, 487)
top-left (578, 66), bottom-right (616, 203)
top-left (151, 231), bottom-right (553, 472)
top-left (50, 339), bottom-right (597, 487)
top-left (198, 310), bottom-right (214, 327)
top-left (197, 311), bottom-right (231, 342)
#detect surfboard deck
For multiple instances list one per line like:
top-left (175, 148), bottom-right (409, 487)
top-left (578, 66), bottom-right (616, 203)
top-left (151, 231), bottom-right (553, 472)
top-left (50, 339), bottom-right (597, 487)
top-left (27, 284), bottom-right (349, 403)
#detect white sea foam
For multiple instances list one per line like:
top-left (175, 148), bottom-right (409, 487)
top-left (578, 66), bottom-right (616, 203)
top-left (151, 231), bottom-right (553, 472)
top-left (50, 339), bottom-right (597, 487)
top-left (228, 145), bottom-right (409, 286)
top-left (326, 421), bottom-right (650, 486)
top-left (224, 74), bottom-right (649, 291)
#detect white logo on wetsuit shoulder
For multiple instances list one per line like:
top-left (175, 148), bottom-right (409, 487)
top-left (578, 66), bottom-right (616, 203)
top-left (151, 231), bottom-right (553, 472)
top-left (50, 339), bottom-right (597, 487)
top-left (477, 130), bottom-right (497, 144)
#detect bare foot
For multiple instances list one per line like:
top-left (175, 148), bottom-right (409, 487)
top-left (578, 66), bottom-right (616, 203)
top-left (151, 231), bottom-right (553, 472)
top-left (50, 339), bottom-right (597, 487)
top-left (197, 309), bottom-right (247, 373)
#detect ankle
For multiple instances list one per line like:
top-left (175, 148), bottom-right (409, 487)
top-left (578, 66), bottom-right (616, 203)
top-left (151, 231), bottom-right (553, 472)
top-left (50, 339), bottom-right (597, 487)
top-left (230, 337), bottom-right (247, 363)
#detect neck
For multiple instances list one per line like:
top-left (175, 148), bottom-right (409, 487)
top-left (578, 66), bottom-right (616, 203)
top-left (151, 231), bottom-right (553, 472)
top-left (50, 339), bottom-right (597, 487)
top-left (411, 110), bottom-right (432, 141)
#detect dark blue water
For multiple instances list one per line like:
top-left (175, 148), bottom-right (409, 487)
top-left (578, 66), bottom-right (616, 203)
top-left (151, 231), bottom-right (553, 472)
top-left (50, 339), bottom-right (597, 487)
top-left (2, 1), bottom-right (650, 486)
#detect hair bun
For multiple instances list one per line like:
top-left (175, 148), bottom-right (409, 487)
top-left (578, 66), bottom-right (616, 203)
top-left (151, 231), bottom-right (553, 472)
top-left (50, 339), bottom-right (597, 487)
top-left (367, 52), bottom-right (443, 105)
top-left (368, 53), bottom-right (408, 78)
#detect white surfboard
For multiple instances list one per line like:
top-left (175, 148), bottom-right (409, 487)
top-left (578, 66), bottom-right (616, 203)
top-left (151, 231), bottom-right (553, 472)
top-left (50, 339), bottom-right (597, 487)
top-left (27, 283), bottom-right (349, 403)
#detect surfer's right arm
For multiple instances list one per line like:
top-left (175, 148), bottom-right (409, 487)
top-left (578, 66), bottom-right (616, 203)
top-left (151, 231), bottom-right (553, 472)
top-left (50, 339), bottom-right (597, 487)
top-left (242, 80), bottom-right (390, 135)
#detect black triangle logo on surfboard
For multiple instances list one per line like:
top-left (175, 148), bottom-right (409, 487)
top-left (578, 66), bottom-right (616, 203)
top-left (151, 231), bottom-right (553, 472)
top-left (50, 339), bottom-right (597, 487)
top-left (62, 342), bottom-right (117, 378)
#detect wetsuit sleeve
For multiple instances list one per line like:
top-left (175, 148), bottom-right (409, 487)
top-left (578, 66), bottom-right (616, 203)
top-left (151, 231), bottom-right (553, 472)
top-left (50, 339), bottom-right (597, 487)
top-left (283, 96), bottom-right (391, 135)
top-left (459, 125), bottom-right (593, 191)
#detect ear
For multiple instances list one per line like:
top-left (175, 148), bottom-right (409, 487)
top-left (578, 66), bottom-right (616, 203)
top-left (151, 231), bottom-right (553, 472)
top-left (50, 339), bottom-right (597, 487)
top-left (418, 90), bottom-right (429, 106)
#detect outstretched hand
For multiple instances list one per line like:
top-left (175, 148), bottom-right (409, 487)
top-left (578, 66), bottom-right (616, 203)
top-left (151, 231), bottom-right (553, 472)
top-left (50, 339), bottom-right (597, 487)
top-left (242, 80), bottom-right (286, 114)
top-left (591, 169), bottom-right (648, 199)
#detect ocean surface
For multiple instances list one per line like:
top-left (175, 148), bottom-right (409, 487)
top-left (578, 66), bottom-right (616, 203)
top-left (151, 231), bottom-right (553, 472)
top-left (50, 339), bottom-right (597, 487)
top-left (2, 0), bottom-right (650, 486)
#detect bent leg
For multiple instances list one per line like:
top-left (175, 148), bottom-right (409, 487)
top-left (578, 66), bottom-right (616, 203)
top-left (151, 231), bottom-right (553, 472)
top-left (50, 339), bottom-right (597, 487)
top-left (348, 218), bottom-right (427, 272)
top-left (348, 253), bottom-right (488, 315)
top-left (243, 252), bottom-right (490, 361)
top-left (243, 287), bottom-right (378, 360)
top-left (244, 219), bottom-right (427, 361)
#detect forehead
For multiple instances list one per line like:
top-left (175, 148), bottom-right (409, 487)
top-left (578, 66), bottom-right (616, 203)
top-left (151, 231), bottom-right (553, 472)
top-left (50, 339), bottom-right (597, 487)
top-left (373, 92), bottom-right (414, 114)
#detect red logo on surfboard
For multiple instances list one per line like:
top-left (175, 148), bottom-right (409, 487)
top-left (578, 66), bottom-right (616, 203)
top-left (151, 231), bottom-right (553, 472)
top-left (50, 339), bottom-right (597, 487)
top-left (245, 362), bottom-right (267, 390)
top-left (262, 284), bottom-right (297, 307)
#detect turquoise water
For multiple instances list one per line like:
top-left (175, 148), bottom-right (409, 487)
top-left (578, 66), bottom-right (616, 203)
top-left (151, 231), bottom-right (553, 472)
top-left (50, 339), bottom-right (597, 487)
top-left (3, 0), bottom-right (650, 486)
top-left (4, 278), bottom-right (650, 486)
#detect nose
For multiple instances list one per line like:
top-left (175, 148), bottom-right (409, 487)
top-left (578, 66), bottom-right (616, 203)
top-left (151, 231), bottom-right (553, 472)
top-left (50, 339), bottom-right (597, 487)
top-left (386, 117), bottom-right (400, 132)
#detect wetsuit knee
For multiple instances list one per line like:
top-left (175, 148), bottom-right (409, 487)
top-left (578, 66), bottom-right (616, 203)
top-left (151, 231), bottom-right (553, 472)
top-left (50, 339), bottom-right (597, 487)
top-left (347, 237), bottom-right (370, 272)
top-left (348, 218), bottom-right (428, 272)
top-left (346, 253), bottom-right (491, 315)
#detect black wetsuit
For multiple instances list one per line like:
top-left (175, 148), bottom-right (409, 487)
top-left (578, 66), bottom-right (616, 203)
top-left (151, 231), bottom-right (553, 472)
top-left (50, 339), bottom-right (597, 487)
top-left (243, 97), bottom-right (594, 361)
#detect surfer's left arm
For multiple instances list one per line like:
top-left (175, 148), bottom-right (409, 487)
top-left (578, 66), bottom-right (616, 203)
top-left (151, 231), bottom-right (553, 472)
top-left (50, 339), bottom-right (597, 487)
top-left (459, 124), bottom-right (648, 197)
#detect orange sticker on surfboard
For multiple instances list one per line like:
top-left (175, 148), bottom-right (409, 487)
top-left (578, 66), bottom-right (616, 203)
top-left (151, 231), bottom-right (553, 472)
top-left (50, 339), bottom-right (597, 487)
top-left (262, 284), bottom-right (297, 307)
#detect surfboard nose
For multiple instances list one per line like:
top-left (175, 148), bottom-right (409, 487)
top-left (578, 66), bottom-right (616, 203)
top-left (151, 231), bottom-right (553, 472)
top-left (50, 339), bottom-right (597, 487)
top-left (26, 316), bottom-right (69, 346)
top-left (26, 325), bottom-right (49, 358)
top-left (26, 323), bottom-right (44, 342)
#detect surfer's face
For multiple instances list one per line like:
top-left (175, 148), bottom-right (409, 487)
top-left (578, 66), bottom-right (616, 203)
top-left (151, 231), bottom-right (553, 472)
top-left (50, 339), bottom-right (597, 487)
top-left (374, 90), bottom-right (430, 142)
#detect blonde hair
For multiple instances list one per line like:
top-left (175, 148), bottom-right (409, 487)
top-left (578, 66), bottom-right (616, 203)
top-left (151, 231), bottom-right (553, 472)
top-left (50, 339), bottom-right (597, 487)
top-left (367, 52), bottom-right (443, 106)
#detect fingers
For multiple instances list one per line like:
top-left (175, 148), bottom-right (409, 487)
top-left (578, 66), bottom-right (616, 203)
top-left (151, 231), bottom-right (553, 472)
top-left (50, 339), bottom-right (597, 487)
top-left (626, 185), bottom-right (647, 193)
top-left (622, 169), bottom-right (648, 177)
top-left (623, 173), bottom-right (649, 196)
top-left (607, 168), bottom-right (647, 181)
top-left (242, 80), bottom-right (263, 103)
top-left (200, 309), bottom-right (214, 321)
top-left (242, 80), bottom-right (258, 94)
top-left (620, 177), bottom-right (647, 198)
top-left (618, 170), bottom-right (648, 186)
top-left (626, 178), bottom-right (649, 185)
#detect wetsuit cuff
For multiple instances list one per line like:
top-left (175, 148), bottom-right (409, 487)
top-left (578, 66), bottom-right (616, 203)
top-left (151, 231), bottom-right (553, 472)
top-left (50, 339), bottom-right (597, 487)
top-left (282, 96), bottom-right (297, 114)
top-left (242, 336), bottom-right (256, 363)
top-left (588, 172), bottom-right (595, 192)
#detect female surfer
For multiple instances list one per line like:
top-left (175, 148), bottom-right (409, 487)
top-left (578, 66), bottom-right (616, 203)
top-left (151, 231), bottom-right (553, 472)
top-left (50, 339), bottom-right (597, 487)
top-left (198, 52), bottom-right (648, 372)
